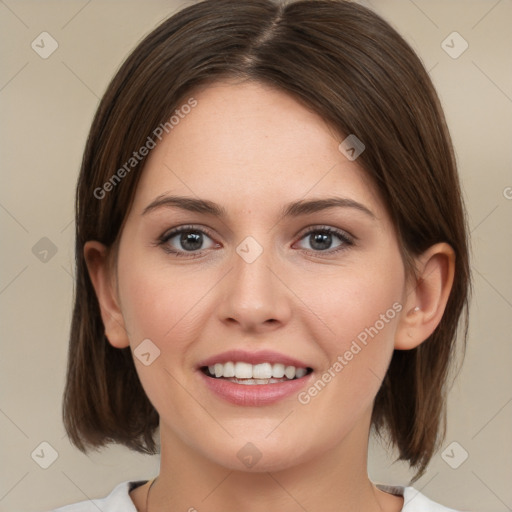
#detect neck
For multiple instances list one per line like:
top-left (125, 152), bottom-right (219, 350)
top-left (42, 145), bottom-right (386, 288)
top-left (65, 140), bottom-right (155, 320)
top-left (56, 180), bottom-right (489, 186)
top-left (147, 409), bottom-right (403, 512)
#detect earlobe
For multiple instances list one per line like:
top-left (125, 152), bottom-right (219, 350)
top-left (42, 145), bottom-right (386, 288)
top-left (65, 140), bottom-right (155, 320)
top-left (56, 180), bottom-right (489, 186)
top-left (395, 243), bottom-right (455, 350)
top-left (83, 241), bottom-right (130, 349)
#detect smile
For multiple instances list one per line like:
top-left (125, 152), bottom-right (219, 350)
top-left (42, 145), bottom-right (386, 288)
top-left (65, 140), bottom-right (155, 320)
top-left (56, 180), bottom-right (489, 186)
top-left (197, 350), bottom-right (315, 405)
top-left (202, 361), bottom-right (312, 385)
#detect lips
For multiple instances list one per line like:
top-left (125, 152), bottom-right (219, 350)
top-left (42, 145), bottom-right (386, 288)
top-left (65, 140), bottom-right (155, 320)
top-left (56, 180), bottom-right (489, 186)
top-left (196, 349), bottom-right (314, 406)
top-left (198, 349), bottom-right (311, 369)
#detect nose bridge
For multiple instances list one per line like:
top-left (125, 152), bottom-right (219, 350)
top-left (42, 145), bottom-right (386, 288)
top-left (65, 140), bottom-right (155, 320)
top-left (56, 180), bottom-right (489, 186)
top-left (218, 237), bottom-right (292, 329)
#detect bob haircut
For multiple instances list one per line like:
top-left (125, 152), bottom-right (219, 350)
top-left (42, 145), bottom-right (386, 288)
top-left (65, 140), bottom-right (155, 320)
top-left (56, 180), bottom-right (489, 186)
top-left (64, 0), bottom-right (470, 481)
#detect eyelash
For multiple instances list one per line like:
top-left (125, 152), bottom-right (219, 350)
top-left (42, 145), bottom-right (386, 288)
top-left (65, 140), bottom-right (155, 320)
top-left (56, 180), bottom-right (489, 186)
top-left (156, 224), bottom-right (355, 258)
top-left (299, 226), bottom-right (354, 255)
top-left (155, 225), bottom-right (218, 258)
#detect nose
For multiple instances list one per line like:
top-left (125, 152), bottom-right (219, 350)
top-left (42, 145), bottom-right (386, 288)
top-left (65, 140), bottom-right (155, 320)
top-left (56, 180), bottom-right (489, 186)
top-left (216, 246), bottom-right (293, 333)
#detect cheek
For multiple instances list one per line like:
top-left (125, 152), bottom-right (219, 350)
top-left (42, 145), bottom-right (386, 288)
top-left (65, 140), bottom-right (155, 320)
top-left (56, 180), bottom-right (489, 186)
top-left (115, 255), bottom-right (211, 416)
top-left (294, 255), bottom-right (405, 400)
top-left (302, 258), bottom-right (403, 343)
top-left (116, 252), bottom-right (193, 345)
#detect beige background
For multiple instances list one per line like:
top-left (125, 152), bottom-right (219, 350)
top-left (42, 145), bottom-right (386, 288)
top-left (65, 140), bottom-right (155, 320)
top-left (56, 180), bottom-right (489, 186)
top-left (1, 0), bottom-right (511, 511)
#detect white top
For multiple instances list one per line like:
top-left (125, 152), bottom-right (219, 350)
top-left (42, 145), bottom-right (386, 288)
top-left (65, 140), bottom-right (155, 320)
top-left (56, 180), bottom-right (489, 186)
top-left (49, 481), bottom-right (464, 511)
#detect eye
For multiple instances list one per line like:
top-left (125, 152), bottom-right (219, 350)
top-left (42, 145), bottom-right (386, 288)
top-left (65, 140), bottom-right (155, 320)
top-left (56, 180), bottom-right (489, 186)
top-left (295, 227), bottom-right (353, 253)
top-left (158, 226), bottom-right (219, 256)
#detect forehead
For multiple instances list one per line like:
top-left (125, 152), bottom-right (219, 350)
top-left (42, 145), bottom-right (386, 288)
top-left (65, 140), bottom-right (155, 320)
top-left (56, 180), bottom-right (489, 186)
top-left (130, 80), bottom-right (384, 218)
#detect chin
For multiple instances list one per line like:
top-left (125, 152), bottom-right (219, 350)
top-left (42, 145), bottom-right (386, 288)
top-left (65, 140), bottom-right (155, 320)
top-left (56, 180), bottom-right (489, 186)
top-left (198, 433), bottom-right (314, 473)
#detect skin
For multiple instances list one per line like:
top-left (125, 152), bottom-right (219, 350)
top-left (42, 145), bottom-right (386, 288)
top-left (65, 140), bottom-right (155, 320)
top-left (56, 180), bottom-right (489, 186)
top-left (85, 80), bottom-right (455, 512)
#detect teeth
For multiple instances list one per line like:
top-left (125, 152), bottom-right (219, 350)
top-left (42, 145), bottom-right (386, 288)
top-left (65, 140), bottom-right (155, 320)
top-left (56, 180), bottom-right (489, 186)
top-left (205, 361), bottom-right (309, 380)
top-left (228, 378), bottom-right (292, 385)
top-left (295, 367), bottom-right (307, 378)
top-left (235, 362), bottom-right (253, 379)
top-left (272, 363), bottom-right (285, 378)
top-left (223, 361), bottom-right (235, 378)
top-left (284, 366), bottom-right (296, 379)
top-left (252, 363), bottom-right (272, 379)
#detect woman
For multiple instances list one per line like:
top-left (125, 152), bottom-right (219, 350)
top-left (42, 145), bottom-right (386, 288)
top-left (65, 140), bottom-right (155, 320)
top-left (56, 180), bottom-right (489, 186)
top-left (56, 0), bottom-right (470, 510)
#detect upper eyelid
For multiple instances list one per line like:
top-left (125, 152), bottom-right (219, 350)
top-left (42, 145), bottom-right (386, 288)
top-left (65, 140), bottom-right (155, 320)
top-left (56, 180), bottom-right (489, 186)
top-left (297, 225), bottom-right (355, 243)
top-left (159, 224), bottom-right (352, 240)
top-left (160, 224), bottom-right (217, 240)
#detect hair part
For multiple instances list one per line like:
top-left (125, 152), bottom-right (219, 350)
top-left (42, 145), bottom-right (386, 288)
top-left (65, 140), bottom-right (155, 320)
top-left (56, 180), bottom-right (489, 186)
top-left (64, 0), bottom-right (470, 481)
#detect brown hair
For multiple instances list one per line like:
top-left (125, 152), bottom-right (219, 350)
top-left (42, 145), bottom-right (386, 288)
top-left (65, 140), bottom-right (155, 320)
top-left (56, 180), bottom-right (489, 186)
top-left (64, 0), bottom-right (470, 481)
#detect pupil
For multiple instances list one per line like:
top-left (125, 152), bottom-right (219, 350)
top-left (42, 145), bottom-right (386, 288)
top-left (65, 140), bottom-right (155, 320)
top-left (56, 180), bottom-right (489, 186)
top-left (310, 232), bottom-right (332, 251)
top-left (181, 232), bottom-right (203, 251)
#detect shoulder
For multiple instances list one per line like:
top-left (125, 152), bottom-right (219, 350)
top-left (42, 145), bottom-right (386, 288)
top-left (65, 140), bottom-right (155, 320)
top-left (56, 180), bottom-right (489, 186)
top-left (377, 484), bottom-right (466, 512)
top-left (48, 481), bottom-right (143, 512)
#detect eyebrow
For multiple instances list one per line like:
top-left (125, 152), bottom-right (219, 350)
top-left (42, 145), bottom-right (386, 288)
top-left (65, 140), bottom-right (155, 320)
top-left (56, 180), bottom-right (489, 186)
top-left (142, 195), bottom-right (375, 219)
top-left (280, 197), bottom-right (375, 219)
top-left (143, 195), bottom-right (226, 217)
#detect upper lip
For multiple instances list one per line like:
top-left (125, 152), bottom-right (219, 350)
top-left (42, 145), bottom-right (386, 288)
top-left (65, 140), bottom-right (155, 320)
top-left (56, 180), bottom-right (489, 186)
top-left (198, 349), bottom-right (311, 369)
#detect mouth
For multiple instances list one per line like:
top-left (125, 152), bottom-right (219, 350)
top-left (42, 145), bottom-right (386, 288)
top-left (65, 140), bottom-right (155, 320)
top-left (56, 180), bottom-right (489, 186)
top-left (200, 362), bottom-right (313, 385)
top-left (197, 349), bottom-right (315, 405)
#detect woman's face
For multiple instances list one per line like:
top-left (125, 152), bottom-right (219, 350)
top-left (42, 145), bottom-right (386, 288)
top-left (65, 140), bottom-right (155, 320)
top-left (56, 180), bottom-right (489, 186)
top-left (113, 80), bottom-right (409, 471)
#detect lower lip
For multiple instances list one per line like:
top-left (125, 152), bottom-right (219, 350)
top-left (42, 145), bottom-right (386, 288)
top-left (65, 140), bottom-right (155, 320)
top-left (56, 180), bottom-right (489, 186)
top-left (198, 370), bottom-right (313, 406)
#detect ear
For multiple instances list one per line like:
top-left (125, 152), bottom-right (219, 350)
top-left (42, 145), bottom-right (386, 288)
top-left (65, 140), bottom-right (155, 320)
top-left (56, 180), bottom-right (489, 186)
top-left (395, 243), bottom-right (455, 350)
top-left (83, 241), bottom-right (130, 349)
